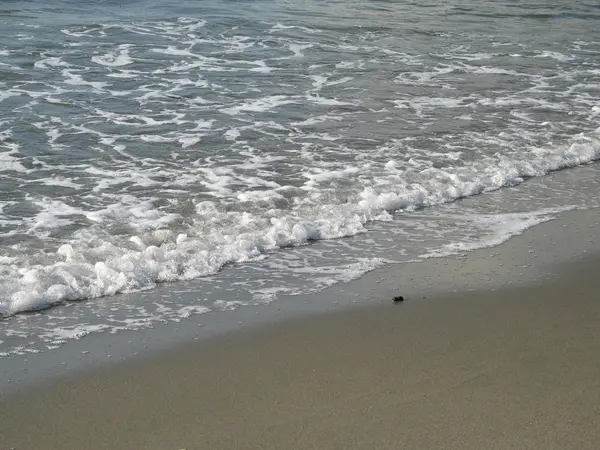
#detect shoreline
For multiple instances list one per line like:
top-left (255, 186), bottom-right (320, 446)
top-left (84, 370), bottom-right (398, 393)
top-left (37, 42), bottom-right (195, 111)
top-left (0, 206), bottom-right (592, 398)
top-left (1, 207), bottom-right (600, 448)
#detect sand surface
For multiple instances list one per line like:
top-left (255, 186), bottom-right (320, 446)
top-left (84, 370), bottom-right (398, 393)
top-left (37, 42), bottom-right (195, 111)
top-left (2, 264), bottom-right (600, 449)
top-left (2, 209), bottom-right (600, 449)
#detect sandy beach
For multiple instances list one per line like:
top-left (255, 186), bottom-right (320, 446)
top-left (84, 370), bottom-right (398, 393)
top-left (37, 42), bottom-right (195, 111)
top-left (2, 209), bottom-right (600, 449)
top-left (3, 1), bottom-right (600, 448)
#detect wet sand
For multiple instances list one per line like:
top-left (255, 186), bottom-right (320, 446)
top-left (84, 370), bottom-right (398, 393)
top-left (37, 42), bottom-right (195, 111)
top-left (2, 210), bottom-right (600, 449)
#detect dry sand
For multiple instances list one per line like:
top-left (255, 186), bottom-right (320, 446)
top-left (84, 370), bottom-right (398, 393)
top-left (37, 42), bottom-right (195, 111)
top-left (2, 210), bottom-right (600, 449)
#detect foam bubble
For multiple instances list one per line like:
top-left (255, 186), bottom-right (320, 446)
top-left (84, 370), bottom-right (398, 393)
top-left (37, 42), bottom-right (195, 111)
top-left (420, 208), bottom-right (571, 258)
top-left (34, 56), bottom-right (71, 69)
top-left (220, 95), bottom-right (296, 115)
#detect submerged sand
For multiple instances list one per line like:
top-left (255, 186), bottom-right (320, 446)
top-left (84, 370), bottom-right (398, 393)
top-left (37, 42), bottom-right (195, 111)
top-left (1, 210), bottom-right (600, 449)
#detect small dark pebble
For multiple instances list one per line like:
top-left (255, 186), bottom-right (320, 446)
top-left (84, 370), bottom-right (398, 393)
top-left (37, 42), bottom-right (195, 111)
top-left (393, 296), bottom-right (404, 302)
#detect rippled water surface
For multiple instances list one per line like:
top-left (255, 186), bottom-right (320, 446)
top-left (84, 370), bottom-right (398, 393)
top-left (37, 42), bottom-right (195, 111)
top-left (1, 0), bottom-right (600, 354)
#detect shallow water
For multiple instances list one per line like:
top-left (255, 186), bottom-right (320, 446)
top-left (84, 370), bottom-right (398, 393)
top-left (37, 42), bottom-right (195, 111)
top-left (1, 0), bottom-right (600, 354)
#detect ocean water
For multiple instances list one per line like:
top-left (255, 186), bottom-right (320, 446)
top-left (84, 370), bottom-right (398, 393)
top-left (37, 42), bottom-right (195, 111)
top-left (2, 0), bottom-right (600, 355)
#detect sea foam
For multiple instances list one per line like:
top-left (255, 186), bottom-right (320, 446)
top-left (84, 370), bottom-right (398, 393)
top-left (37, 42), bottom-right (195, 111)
top-left (1, 134), bottom-right (599, 316)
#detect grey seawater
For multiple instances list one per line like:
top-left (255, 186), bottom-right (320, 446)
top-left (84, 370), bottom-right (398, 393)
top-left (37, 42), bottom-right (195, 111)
top-left (1, 0), bottom-right (600, 356)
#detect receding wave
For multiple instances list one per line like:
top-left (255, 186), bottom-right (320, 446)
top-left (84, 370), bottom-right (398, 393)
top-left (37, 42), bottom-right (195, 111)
top-left (1, 132), bottom-right (599, 316)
